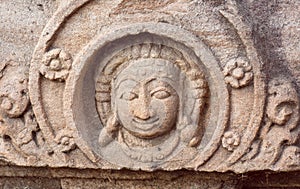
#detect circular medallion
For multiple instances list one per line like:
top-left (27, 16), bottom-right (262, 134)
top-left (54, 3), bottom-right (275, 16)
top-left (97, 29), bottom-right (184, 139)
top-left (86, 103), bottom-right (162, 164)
top-left (63, 23), bottom-right (228, 169)
top-left (29, 0), bottom-right (265, 171)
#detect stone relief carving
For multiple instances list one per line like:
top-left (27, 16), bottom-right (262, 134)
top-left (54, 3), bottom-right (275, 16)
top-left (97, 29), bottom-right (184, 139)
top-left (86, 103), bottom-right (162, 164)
top-left (0, 0), bottom-right (298, 173)
top-left (96, 44), bottom-right (208, 163)
top-left (53, 128), bottom-right (76, 153)
top-left (240, 78), bottom-right (300, 169)
top-left (266, 78), bottom-right (298, 127)
top-left (0, 62), bottom-right (42, 164)
top-left (39, 48), bottom-right (72, 81)
top-left (59, 24), bottom-right (229, 169)
top-left (222, 131), bottom-right (240, 152)
top-left (223, 57), bottom-right (253, 88)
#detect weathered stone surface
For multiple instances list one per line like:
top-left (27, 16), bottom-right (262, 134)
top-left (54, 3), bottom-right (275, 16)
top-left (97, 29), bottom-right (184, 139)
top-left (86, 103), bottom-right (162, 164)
top-left (0, 0), bottom-right (300, 187)
top-left (2, 165), bottom-right (300, 188)
top-left (0, 177), bottom-right (61, 189)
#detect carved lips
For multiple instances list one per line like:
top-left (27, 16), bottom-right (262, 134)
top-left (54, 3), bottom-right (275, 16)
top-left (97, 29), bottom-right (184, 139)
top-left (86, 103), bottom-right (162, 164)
top-left (132, 117), bottom-right (160, 130)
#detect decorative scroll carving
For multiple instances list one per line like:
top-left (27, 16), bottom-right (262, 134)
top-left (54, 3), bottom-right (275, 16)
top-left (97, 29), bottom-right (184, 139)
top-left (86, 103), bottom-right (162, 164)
top-left (262, 78), bottom-right (299, 165)
top-left (240, 78), bottom-right (299, 168)
top-left (0, 67), bottom-right (29, 118)
top-left (0, 63), bottom-right (41, 163)
top-left (266, 78), bottom-right (298, 126)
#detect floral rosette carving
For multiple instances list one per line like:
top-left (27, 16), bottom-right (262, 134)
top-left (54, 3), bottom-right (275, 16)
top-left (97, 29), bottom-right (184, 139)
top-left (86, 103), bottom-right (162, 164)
top-left (222, 131), bottom-right (240, 151)
top-left (54, 129), bottom-right (76, 153)
top-left (39, 48), bottom-right (72, 81)
top-left (223, 57), bottom-right (253, 88)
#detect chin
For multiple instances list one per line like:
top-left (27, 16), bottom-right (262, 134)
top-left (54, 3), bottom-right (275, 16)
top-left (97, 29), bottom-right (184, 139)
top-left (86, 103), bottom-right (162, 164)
top-left (124, 128), bottom-right (158, 139)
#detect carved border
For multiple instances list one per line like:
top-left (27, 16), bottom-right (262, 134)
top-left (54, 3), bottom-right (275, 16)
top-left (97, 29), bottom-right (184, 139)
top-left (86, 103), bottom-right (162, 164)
top-left (29, 0), bottom-right (91, 145)
top-left (219, 1), bottom-right (266, 165)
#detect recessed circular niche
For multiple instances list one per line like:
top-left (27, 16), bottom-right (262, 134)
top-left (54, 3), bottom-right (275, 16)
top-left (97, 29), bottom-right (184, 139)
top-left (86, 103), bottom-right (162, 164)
top-left (64, 23), bottom-right (228, 169)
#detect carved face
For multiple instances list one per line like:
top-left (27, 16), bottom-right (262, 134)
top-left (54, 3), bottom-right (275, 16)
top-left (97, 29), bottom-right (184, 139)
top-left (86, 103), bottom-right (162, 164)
top-left (114, 59), bottom-right (180, 139)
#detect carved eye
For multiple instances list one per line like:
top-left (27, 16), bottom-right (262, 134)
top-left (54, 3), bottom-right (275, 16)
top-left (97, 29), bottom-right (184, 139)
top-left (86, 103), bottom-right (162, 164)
top-left (121, 92), bottom-right (138, 101)
top-left (151, 89), bottom-right (171, 99)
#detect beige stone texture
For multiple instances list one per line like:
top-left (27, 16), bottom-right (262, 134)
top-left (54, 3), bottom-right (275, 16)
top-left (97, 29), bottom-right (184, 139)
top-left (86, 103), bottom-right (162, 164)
top-left (0, 0), bottom-right (300, 188)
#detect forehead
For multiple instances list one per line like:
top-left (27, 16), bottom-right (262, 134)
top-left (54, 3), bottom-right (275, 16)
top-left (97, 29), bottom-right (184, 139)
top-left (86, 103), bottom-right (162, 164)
top-left (115, 77), bottom-right (175, 91)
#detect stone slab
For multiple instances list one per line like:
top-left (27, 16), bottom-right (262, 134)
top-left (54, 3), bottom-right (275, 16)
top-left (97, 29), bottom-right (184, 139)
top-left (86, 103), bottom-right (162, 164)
top-left (0, 0), bottom-right (300, 188)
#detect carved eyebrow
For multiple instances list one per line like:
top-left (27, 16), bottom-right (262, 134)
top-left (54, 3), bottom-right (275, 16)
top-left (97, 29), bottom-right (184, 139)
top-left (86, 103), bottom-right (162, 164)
top-left (144, 76), bottom-right (176, 86)
top-left (115, 78), bottom-right (138, 89)
top-left (144, 77), bottom-right (157, 85)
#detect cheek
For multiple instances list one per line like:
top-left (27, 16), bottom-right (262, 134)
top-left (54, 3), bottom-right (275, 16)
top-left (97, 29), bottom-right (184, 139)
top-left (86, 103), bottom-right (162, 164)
top-left (128, 100), bottom-right (139, 113)
top-left (153, 97), bottom-right (179, 119)
top-left (163, 98), bottom-right (179, 120)
top-left (151, 100), bottom-right (165, 114)
top-left (116, 99), bottom-right (132, 121)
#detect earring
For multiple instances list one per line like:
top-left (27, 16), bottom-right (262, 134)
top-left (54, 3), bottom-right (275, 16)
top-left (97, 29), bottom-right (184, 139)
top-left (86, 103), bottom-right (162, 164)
top-left (98, 114), bottom-right (120, 147)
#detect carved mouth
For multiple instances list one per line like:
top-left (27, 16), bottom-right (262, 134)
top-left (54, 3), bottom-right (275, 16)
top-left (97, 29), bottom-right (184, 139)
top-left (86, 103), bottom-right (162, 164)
top-left (132, 117), bottom-right (160, 130)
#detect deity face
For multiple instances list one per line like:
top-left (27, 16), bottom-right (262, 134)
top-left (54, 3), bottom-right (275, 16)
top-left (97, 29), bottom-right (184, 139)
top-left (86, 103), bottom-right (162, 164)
top-left (114, 59), bottom-right (180, 139)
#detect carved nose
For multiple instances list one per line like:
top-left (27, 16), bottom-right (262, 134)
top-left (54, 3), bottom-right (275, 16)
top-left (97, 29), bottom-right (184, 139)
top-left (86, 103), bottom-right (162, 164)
top-left (134, 104), bottom-right (151, 120)
top-left (133, 97), bottom-right (152, 120)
